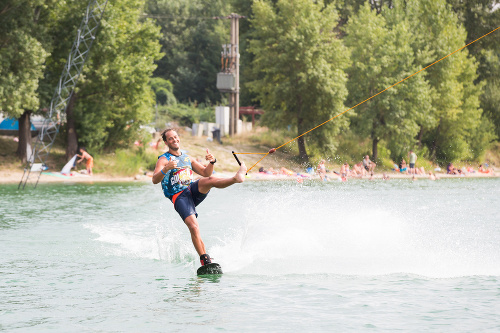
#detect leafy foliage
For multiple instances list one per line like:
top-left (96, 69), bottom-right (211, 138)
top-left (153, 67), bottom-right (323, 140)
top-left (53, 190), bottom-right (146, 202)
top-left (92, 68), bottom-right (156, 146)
top-left (400, 0), bottom-right (490, 163)
top-left (67, 0), bottom-right (162, 151)
top-left (342, 0), bottom-right (491, 164)
top-left (247, 0), bottom-right (351, 161)
top-left (150, 77), bottom-right (176, 105)
top-left (145, 0), bottom-right (232, 104)
top-left (0, 1), bottom-right (53, 117)
top-left (447, 0), bottom-right (500, 140)
top-left (345, 3), bottom-right (433, 161)
top-left (154, 103), bottom-right (215, 129)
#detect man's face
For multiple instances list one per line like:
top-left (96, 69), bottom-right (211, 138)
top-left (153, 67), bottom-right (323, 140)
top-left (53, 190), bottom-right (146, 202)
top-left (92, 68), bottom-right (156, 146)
top-left (165, 131), bottom-right (180, 150)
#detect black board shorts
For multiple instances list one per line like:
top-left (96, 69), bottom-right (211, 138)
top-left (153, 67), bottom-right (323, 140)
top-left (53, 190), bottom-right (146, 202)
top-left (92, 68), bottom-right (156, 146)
top-left (172, 180), bottom-right (208, 221)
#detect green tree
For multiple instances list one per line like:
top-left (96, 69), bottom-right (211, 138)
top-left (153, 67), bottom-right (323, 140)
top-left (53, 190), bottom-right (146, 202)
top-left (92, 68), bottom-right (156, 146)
top-left (344, 3), bottom-right (433, 161)
top-left (0, 1), bottom-right (53, 162)
top-left (145, 0), bottom-right (232, 104)
top-left (36, 0), bottom-right (89, 159)
top-left (247, 0), bottom-right (350, 162)
top-left (401, 0), bottom-right (490, 163)
top-left (48, 0), bottom-right (163, 153)
top-left (447, 0), bottom-right (500, 139)
top-left (344, 0), bottom-right (489, 163)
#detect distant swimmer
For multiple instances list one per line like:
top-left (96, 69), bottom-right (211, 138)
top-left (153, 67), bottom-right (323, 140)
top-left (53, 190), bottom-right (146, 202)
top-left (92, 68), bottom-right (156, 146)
top-left (152, 128), bottom-right (247, 268)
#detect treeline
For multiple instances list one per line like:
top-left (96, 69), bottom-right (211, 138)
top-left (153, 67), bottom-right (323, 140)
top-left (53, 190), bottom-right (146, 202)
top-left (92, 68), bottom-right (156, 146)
top-left (148, 0), bottom-right (500, 165)
top-left (1, 0), bottom-right (499, 166)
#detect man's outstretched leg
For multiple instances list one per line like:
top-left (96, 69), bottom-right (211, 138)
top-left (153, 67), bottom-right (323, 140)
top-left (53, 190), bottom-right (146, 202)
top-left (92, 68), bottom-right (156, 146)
top-left (197, 162), bottom-right (247, 194)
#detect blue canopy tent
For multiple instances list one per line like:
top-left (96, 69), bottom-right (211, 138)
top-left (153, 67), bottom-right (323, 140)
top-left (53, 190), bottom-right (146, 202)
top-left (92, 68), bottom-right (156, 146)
top-left (0, 118), bottom-right (37, 136)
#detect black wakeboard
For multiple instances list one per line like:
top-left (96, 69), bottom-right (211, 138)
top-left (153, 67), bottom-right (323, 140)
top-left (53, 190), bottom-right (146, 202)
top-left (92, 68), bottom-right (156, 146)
top-left (197, 263), bottom-right (223, 275)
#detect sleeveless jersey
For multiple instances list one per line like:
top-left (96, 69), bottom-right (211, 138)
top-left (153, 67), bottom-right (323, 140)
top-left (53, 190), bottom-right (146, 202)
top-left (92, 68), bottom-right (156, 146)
top-left (159, 151), bottom-right (193, 199)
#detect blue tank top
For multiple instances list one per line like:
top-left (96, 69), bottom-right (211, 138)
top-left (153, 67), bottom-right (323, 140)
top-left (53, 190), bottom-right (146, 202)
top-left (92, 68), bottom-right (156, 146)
top-left (158, 151), bottom-right (193, 199)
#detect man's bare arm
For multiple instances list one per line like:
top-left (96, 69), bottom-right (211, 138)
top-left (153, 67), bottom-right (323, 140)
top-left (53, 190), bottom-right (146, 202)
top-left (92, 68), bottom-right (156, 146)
top-left (192, 159), bottom-right (213, 177)
top-left (152, 156), bottom-right (177, 184)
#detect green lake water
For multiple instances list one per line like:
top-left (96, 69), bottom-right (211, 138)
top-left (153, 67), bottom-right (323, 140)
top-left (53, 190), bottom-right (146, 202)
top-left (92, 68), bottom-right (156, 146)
top-left (1, 178), bottom-right (499, 331)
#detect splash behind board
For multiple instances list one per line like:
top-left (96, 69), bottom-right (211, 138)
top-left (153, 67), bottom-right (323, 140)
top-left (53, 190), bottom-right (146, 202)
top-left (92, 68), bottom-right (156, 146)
top-left (197, 263), bottom-right (223, 276)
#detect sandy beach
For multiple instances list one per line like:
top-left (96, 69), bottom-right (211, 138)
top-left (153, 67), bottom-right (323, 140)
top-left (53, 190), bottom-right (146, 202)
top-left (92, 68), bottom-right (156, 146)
top-left (1, 167), bottom-right (497, 185)
top-left (0, 169), bottom-right (135, 185)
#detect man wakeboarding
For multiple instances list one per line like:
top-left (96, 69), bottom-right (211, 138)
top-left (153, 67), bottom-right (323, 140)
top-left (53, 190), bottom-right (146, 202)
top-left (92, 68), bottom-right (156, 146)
top-left (152, 128), bottom-right (247, 271)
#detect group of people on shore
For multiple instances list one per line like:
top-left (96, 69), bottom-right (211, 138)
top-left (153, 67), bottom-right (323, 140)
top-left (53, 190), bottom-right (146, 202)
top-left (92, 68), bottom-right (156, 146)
top-left (315, 149), bottom-right (495, 181)
top-left (392, 150), bottom-right (424, 175)
top-left (336, 155), bottom-right (377, 180)
top-left (314, 155), bottom-right (378, 181)
top-left (446, 162), bottom-right (493, 175)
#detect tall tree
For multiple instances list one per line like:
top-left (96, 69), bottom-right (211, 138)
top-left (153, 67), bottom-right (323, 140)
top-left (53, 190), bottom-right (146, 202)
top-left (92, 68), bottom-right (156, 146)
top-left (344, 2), bottom-right (433, 161)
top-left (0, 1), bottom-right (52, 162)
top-left (400, 0), bottom-right (490, 163)
top-left (447, 0), bottom-right (500, 139)
top-left (73, 0), bottom-right (163, 151)
top-left (41, 0), bottom-right (163, 154)
top-left (37, 0), bottom-right (88, 159)
top-left (247, 0), bottom-right (351, 162)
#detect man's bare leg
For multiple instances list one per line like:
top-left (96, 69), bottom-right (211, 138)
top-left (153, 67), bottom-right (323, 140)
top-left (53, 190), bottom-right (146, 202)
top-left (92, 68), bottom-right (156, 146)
top-left (184, 214), bottom-right (206, 256)
top-left (197, 162), bottom-right (247, 194)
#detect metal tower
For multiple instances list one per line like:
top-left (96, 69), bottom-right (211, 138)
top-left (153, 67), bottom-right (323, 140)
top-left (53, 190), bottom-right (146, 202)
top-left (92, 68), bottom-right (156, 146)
top-left (18, 0), bottom-right (109, 189)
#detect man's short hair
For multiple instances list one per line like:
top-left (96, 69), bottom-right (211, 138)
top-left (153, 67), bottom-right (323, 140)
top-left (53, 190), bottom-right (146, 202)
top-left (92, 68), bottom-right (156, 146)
top-left (161, 128), bottom-right (177, 142)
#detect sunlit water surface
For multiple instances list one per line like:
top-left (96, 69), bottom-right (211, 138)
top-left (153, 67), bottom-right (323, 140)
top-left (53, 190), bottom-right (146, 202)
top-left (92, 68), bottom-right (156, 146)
top-left (1, 178), bottom-right (499, 332)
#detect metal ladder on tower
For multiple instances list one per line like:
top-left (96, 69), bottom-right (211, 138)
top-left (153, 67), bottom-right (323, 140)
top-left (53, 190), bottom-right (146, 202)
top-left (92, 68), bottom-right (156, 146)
top-left (18, 0), bottom-right (109, 189)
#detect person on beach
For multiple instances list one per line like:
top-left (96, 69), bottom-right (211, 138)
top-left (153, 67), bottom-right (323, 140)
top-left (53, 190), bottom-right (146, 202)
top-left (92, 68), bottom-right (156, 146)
top-left (317, 160), bottom-right (327, 181)
top-left (447, 163), bottom-right (460, 175)
top-left (353, 162), bottom-right (366, 177)
top-left (478, 164), bottom-right (492, 174)
top-left (400, 159), bottom-right (408, 174)
top-left (409, 150), bottom-right (417, 175)
top-left (362, 155), bottom-right (376, 173)
top-left (77, 147), bottom-right (94, 175)
top-left (340, 162), bottom-right (352, 180)
top-left (152, 128), bottom-right (247, 267)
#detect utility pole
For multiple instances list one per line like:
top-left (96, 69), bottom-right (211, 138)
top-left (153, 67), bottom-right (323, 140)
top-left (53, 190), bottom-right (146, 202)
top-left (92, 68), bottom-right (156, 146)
top-left (215, 13), bottom-right (244, 136)
top-left (229, 13), bottom-right (240, 135)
